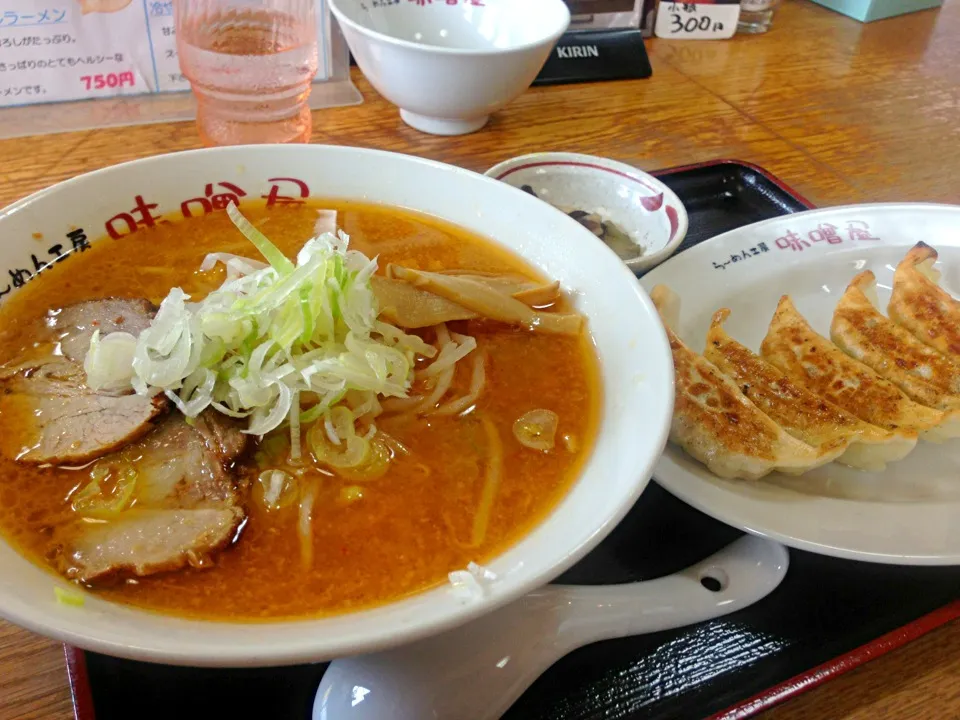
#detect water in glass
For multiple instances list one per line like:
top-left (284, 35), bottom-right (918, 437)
top-left (176, 1), bottom-right (319, 145)
top-left (737, 0), bottom-right (781, 33)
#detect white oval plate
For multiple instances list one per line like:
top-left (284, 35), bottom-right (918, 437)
top-left (641, 203), bottom-right (960, 565)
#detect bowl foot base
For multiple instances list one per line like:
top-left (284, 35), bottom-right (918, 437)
top-left (399, 110), bottom-right (489, 136)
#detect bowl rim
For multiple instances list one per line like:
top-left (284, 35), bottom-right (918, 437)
top-left (0, 144), bottom-right (674, 666)
top-left (329, 0), bottom-right (571, 57)
top-left (484, 152), bottom-right (691, 272)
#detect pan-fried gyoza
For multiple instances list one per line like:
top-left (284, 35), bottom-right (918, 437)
top-left (654, 242), bottom-right (960, 480)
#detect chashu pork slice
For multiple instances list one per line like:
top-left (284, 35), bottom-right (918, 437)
top-left (57, 411), bottom-right (249, 583)
top-left (0, 298), bottom-right (169, 465)
top-left (0, 360), bottom-right (168, 465)
top-left (705, 308), bottom-right (914, 471)
top-left (63, 508), bottom-right (243, 582)
top-left (760, 295), bottom-right (950, 441)
top-left (651, 285), bottom-right (820, 481)
top-left (888, 242), bottom-right (960, 358)
top-left (53, 298), bottom-right (157, 364)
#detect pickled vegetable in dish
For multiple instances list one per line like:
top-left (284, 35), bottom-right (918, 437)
top-left (0, 201), bottom-right (600, 620)
top-left (520, 185), bottom-right (641, 260)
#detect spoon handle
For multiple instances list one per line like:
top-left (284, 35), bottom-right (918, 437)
top-left (549, 533), bottom-right (789, 651)
top-left (314, 536), bottom-right (788, 720)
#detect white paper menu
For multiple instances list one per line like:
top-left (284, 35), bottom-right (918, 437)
top-left (0, 0), bottom-right (331, 109)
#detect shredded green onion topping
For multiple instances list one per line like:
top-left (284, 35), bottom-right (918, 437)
top-left (54, 586), bottom-right (85, 607)
top-left (84, 203), bottom-right (434, 438)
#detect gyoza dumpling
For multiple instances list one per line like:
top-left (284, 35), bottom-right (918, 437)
top-left (705, 308), bottom-right (915, 471)
top-left (760, 296), bottom-right (949, 441)
top-left (888, 242), bottom-right (960, 358)
top-left (832, 271), bottom-right (960, 418)
top-left (650, 286), bottom-right (821, 481)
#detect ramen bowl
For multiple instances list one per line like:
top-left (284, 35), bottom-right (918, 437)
top-left (0, 145), bottom-right (672, 667)
top-left (329, 0), bottom-right (569, 135)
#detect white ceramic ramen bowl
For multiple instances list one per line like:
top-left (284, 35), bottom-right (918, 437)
top-left (0, 145), bottom-right (672, 667)
top-left (329, 0), bottom-right (569, 135)
top-left (486, 153), bottom-right (690, 273)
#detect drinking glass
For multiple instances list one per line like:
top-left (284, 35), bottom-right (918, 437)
top-left (738, 0), bottom-right (781, 33)
top-left (175, 0), bottom-right (319, 146)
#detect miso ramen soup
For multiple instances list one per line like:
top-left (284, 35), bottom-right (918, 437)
top-left (0, 201), bottom-right (600, 620)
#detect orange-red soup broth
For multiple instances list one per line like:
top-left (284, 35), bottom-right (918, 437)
top-left (0, 201), bottom-right (600, 620)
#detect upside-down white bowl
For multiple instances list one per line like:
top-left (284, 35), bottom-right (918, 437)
top-left (0, 145), bottom-right (672, 667)
top-left (329, 0), bottom-right (569, 135)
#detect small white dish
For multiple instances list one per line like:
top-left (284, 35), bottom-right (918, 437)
top-left (329, 0), bottom-right (569, 136)
top-left (641, 203), bottom-right (960, 565)
top-left (486, 153), bottom-right (689, 273)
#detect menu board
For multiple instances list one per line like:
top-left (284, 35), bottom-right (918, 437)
top-left (0, 0), bottom-right (331, 109)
